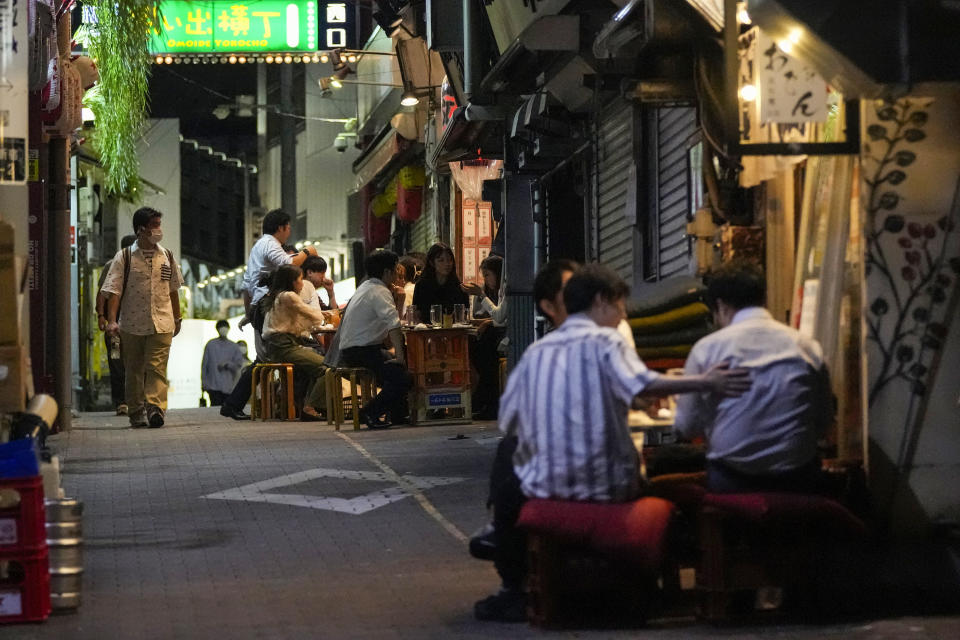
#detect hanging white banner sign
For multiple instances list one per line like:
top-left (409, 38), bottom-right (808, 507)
top-left (0, 0), bottom-right (28, 183)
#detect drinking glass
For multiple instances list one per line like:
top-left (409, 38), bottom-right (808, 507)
top-left (430, 304), bottom-right (443, 327)
top-left (404, 306), bottom-right (417, 326)
top-left (453, 304), bottom-right (466, 325)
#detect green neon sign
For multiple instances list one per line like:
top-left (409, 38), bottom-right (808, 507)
top-left (149, 1), bottom-right (319, 53)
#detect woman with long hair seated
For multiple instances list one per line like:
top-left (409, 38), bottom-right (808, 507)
top-left (461, 254), bottom-right (507, 420)
top-left (413, 243), bottom-right (468, 322)
top-left (260, 264), bottom-right (330, 421)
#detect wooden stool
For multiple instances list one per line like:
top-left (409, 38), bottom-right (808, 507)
top-left (519, 498), bottom-right (675, 627)
top-left (324, 367), bottom-right (376, 431)
top-left (250, 363), bottom-right (297, 420)
top-left (695, 492), bottom-right (867, 621)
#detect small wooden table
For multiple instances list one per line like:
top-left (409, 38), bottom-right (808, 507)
top-left (403, 326), bottom-right (474, 425)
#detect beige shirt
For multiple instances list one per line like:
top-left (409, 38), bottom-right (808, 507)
top-left (101, 241), bottom-right (182, 336)
top-left (262, 291), bottom-right (328, 339)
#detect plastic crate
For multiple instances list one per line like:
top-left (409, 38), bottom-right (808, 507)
top-left (0, 476), bottom-right (46, 552)
top-left (0, 546), bottom-right (51, 624)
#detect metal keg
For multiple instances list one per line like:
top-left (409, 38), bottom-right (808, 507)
top-left (44, 498), bottom-right (84, 610)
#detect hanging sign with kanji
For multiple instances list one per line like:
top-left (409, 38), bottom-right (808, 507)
top-left (149, 1), bottom-right (320, 53)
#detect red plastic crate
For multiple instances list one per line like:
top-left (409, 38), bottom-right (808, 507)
top-left (0, 476), bottom-right (46, 552)
top-left (0, 546), bottom-right (51, 623)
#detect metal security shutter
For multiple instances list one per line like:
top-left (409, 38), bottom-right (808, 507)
top-left (656, 106), bottom-right (697, 279)
top-left (596, 100), bottom-right (638, 286)
top-left (410, 197), bottom-right (434, 253)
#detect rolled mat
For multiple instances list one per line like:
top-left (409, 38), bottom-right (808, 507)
top-left (626, 276), bottom-right (705, 318)
top-left (636, 344), bottom-right (693, 360)
top-left (627, 302), bottom-right (710, 333)
top-left (633, 322), bottom-right (713, 348)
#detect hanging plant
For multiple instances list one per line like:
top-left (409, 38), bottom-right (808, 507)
top-left (83, 1), bottom-right (160, 197)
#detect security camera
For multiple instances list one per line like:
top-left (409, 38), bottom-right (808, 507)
top-left (334, 136), bottom-right (348, 152)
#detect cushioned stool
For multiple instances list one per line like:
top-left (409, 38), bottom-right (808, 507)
top-left (517, 497), bottom-right (675, 627)
top-left (696, 492), bottom-right (867, 621)
top-left (250, 363), bottom-right (297, 420)
top-left (324, 367), bottom-right (376, 431)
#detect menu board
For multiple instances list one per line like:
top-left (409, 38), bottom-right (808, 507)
top-left (462, 247), bottom-right (477, 283)
top-left (462, 199), bottom-right (477, 245)
top-left (477, 203), bottom-right (492, 244)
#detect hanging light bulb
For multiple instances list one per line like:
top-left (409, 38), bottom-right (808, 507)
top-left (228, 55), bottom-right (237, 64)
top-left (739, 84), bottom-right (758, 102)
top-left (155, 55), bottom-right (163, 64)
top-left (238, 56), bottom-right (247, 64)
top-left (283, 55), bottom-right (293, 63)
top-left (164, 55), bottom-right (173, 64)
top-left (400, 92), bottom-right (419, 107)
top-left (319, 52), bottom-right (329, 63)
top-left (266, 55), bottom-right (274, 63)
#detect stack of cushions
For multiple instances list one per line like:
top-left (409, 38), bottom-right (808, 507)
top-left (626, 276), bottom-right (713, 369)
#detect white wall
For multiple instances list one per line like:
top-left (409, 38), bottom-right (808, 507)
top-left (862, 86), bottom-right (960, 534)
top-left (116, 119), bottom-right (182, 259)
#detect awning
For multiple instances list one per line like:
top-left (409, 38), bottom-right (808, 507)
top-left (747, 0), bottom-right (960, 97)
top-left (429, 104), bottom-right (505, 170)
top-left (352, 126), bottom-right (423, 192)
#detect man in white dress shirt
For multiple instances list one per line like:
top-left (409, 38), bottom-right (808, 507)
top-left (337, 250), bottom-right (412, 429)
top-left (474, 264), bottom-right (751, 622)
top-left (674, 260), bottom-right (832, 494)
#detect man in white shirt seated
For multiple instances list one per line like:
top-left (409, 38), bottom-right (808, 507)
top-left (336, 250), bottom-right (412, 429)
top-left (674, 260), bottom-right (832, 494)
top-left (475, 264), bottom-right (751, 622)
top-left (300, 256), bottom-right (338, 311)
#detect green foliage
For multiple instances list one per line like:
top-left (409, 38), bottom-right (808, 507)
top-left (85, 1), bottom-right (160, 197)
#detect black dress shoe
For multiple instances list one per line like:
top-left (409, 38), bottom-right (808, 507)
top-left (220, 406), bottom-right (251, 420)
top-left (474, 589), bottom-right (526, 623)
top-left (359, 410), bottom-right (391, 430)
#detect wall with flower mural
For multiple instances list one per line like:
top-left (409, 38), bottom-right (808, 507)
top-left (862, 87), bottom-right (960, 534)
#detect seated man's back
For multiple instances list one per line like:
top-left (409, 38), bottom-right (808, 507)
top-left (675, 309), bottom-right (827, 475)
top-left (674, 260), bottom-right (831, 490)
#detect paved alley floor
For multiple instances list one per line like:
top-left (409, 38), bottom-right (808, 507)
top-left (15, 408), bottom-right (960, 639)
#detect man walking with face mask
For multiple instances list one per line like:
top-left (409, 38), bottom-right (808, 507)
top-left (102, 207), bottom-right (183, 428)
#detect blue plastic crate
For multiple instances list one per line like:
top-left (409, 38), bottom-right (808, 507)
top-left (0, 438), bottom-right (41, 479)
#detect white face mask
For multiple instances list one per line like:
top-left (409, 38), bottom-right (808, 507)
top-left (151, 228), bottom-right (164, 243)
top-left (217, 327), bottom-right (229, 338)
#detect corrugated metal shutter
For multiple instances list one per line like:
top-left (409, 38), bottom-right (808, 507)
top-left (410, 194), bottom-right (435, 253)
top-left (596, 100), bottom-right (637, 286)
top-left (656, 106), bottom-right (697, 279)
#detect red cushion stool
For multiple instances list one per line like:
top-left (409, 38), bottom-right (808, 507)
top-left (697, 492), bottom-right (867, 621)
top-left (517, 497), bottom-right (675, 627)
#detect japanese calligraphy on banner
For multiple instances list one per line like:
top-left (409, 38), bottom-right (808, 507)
top-left (754, 28), bottom-right (827, 124)
top-left (0, 0), bottom-right (28, 184)
top-left (149, 1), bottom-right (325, 53)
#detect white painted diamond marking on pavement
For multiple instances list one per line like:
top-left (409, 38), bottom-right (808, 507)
top-left (201, 468), bottom-right (466, 515)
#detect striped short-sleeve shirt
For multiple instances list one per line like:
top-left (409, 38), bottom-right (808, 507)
top-left (499, 314), bottom-right (660, 502)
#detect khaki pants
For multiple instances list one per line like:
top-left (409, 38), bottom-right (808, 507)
top-left (121, 331), bottom-right (173, 421)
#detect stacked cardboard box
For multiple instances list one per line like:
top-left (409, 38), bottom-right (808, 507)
top-left (0, 217), bottom-right (28, 413)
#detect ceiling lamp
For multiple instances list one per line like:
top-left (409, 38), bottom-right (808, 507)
top-left (400, 91), bottom-right (419, 107)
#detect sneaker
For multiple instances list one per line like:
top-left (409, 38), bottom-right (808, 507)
top-left (474, 589), bottom-right (527, 623)
top-left (146, 406), bottom-right (165, 428)
top-left (469, 523), bottom-right (497, 561)
top-left (116, 404), bottom-right (129, 416)
top-left (130, 416), bottom-right (148, 428)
